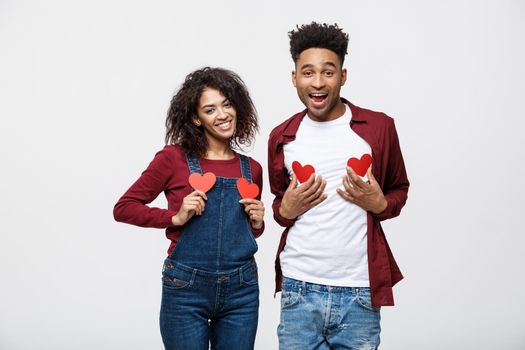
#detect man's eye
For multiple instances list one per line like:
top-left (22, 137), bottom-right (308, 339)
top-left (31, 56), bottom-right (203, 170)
top-left (324, 71), bottom-right (334, 77)
top-left (303, 71), bottom-right (312, 77)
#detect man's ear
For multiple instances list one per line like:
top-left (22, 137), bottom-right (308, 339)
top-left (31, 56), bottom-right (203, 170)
top-left (292, 70), bottom-right (297, 87)
top-left (341, 68), bottom-right (347, 87)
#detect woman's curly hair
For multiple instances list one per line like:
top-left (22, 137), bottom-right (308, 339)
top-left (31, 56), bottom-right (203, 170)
top-left (165, 67), bottom-right (258, 157)
top-left (289, 22), bottom-right (349, 65)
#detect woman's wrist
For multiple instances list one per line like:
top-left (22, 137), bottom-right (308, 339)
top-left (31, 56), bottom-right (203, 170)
top-left (251, 221), bottom-right (263, 229)
top-left (171, 213), bottom-right (181, 226)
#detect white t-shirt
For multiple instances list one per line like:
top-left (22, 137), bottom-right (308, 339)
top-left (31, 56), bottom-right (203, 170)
top-left (281, 106), bottom-right (372, 287)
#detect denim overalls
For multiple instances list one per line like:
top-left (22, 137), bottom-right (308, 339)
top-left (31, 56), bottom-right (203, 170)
top-left (160, 154), bottom-right (259, 350)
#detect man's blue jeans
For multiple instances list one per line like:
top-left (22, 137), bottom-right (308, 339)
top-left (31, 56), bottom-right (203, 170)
top-left (278, 277), bottom-right (381, 350)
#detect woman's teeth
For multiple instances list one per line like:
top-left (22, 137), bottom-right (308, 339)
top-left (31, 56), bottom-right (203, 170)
top-left (217, 121), bottom-right (231, 130)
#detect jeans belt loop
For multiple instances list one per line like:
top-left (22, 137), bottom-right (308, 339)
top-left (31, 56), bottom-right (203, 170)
top-left (239, 265), bottom-right (244, 285)
top-left (190, 268), bottom-right (197, 287)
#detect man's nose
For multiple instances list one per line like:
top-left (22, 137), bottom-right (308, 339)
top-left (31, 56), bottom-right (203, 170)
top-left (311, 74), bottom-right (324, 89)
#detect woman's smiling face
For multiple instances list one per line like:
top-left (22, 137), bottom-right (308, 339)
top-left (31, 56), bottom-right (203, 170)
top-left (194, 87), bottom-right (237, 144)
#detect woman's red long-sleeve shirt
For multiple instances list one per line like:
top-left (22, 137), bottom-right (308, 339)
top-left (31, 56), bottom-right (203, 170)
top-left (114, 144), bottom-right (264, 255)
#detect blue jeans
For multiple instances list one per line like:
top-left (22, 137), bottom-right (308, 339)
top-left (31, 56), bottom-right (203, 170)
top-left (278, 277), bottom-right (381, 350)
top-left (160, 259), bottom-right (259, 350)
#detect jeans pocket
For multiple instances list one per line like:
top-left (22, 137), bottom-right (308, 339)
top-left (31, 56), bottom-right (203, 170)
top-left (281, 290), bottom-right (302, 309)
top-left (241, 263), bottom-right (258, 286)
top-left (161, 259), bottom-right (192, 290)
top-left (356, 288), bottom-right (381, 313)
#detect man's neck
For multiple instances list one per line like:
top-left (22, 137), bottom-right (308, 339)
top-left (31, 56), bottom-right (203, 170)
top-left (307, 100), bottom-right (346, 122)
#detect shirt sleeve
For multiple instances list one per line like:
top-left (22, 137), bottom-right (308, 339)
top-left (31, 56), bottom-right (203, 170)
top-left (113, 146), bottom-right (178, 228)
top-left (268, 132), bottom-right (297, 228)
top-left (373, 118), bottom-right (410, 221)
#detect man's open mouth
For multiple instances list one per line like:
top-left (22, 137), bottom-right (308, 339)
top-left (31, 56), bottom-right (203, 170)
top-left (309, 92), bottom-right (328, 104)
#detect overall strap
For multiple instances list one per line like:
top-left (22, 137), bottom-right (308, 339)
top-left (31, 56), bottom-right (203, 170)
top-left (186, 154), bottom-right (202, 174)
top-left (239, 154), bottom-right (253, 182)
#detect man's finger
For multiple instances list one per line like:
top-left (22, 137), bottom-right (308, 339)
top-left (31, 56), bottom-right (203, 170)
top-left (287, 173), bottom-right (298, 191)
top-left (366, 166), bottom-right (376, 185)
top-left (342, 175), bottom-right (353, 193)
top-left (301, 175), bottom-right (323, 197)
top-left (305, 178), bottom-right (326, 203)
top-left (297, 173), bottom-right (316, 193)
top-left (336, 188), bottom-right (355, 202)
top-left (346, 167), bottom-right (368, 190)
top-left (309, 193), bottom-right (327, 207)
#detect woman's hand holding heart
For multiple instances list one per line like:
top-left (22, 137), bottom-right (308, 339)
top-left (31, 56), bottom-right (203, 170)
top-left (171, 190), bottom-right (208, 226)
top-left (239, 198), bottom-right (265, 229)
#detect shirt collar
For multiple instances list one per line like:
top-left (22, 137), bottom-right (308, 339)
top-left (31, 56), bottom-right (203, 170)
top-left (281, 98), bottom-right (366, 137)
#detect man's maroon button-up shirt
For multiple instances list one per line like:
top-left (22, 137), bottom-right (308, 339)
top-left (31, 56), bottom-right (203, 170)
top-left (267, 98), bottom-right (409, 307)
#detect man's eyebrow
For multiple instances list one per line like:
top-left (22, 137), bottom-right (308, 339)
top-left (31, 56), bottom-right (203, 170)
top-left (299, 63), bottom-right (314, 70)
top-left (323, 61), bottom-right (338, 68)
top-left (299, 62), bottom-right (338, 70)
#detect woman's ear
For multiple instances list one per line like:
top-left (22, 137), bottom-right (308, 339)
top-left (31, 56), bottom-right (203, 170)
top-left (193, 117), bottom-right (201, 126)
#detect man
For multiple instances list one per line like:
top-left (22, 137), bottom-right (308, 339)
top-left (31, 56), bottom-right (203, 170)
top-left (268, 22), bottom-right (409, 349)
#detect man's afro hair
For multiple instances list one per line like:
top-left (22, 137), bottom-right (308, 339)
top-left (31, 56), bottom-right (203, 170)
top-left (289, 22), bottom-right (349, 65)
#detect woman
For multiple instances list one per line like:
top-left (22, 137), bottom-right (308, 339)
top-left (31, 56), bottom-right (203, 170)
top-left (113, 67), bottom-right (264, 350)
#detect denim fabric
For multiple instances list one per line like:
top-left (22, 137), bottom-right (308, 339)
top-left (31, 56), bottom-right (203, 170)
top-left (160, 259), bottom-right (259, 350)
top-left (160, 154), bottom-right (259, 350)
top-left (278, 277), bottom-right (381, 350)
top-left (171, 154), bottom-right (257, 271)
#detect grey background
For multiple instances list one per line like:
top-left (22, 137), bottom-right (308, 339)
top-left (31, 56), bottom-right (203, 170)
top-left (1, 0), bottom-right (524, 349)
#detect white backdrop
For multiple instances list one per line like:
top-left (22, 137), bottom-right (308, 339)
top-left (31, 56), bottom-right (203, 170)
top-left (1, 0), bottom-right (524, 349)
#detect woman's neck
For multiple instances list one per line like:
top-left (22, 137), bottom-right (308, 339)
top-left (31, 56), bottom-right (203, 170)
top-left (204, 139), bottom-right (234, 160)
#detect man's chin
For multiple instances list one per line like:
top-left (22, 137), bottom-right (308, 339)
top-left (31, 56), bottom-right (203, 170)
top-left (307, 105), bottom-right (329, 119)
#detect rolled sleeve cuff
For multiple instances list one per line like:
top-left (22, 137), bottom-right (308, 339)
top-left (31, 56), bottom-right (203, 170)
top-left (372, 197), bottom-right (396, 221)
top-left (161, 210), bottom-right (178, 228)
top-left (250, 221), bottom-right (265, 238)
top-left (273, 209), bottom-right (297, 228)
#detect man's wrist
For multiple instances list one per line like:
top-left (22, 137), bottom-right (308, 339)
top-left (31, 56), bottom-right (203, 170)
top-left (372, 197), bottom-right (388, 214)
top-left (279, 203), bottom-right (295, 220)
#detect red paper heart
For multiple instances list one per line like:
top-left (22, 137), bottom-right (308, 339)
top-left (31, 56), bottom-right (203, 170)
top-left (347, 154), bottom-right (372, 177)
top-left (188, 172), bottom-right (216, 192)
top-left (292, 161), bottom-right (315, 183)
top-left (237, 178), bottom-right (260, 199)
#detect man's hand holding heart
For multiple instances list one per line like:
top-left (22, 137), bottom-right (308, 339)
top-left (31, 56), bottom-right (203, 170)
top-left (279, 165), bottom-right (327, 220)
top-left (336, 166), bottom-right (387, 215)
